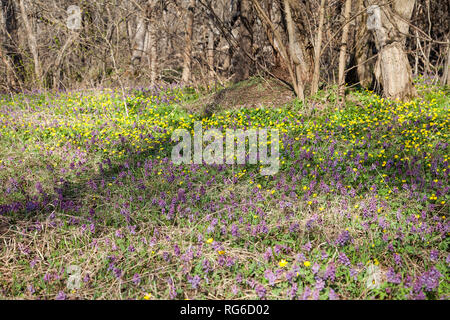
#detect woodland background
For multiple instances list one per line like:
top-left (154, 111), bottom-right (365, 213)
top-left (0, 0), bottom-right (449, 99)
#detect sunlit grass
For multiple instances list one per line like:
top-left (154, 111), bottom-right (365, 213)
top-left (0, 80), bottom-right (448, 300)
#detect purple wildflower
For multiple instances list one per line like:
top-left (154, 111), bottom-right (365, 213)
top-left (302, 242), bottom-right (312, 252)
top-left (300, 286), bottom-right (311, 300)
top-left (132, 273), bottom-right (141, 285)
top-left (430, 250), bottom-right (439, 262)
top-left (264, 269), bottom-right (277, 286)
top-left (394, 253), bottom-right (402, 267)
top-left (43, 273), bottom-right (52, 282)
top-left (55, 291), bottom-right (66, 300)
top-left (338, 252), bottom-right (351, 267)
top-left (167, 278), bottom-right (177, 299)
top-left (113, 268), bottom-right (122, 278)
top-left (174, 244), bottom-right (181, 256)
top-left (311, 263), bottom-right (320, 275)
top-left (287, 283), bottom-right (298, 299)
top-left (329, 288), bottom-right (339, 300)
top-left (28, 285), bottom-right (35, 294)
top-left (231, 224), bottom-right (240, 238)
top-left (386, 268), bottom-right (401, 284)
top-left (255, 284), bottom-right (266, 299)
top-left (420, 267), bottom-right (442, 291)
top-left (187, 275), bottom-right (201, 289)
top-left (414, 291), bottom-right (426, 300)
top-left (324, 262), bottom-right (336, 282)
top-left (336, 230), bottom-right (351, 246)
top-left (264, 248), bottom-right (273, 261)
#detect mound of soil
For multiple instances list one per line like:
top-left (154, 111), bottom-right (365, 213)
top-left (184, 77), bottom-right (295, 116)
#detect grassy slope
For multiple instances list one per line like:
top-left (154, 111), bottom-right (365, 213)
top-left (0, 78), bottom-right (448, 300)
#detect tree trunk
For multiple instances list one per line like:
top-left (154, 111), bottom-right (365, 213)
top-left (19, 0), bottom-right (42, 86)
top-left (144, 22), bottom-right (151, 68)
top-left (53, 32), bottom-right (79, 90)
top-left (251, 0), bottom-right (301, 98)
top-left (442, 41), bottom-right (450, 86)
top-left (207, 20), bottom-right (215, 82)
top-left (355, 0), bottom-right (376, 89)
top-left (131, 15), bottom-right (148, 66)
top-left (149, 24), bottom-right (157, 85)
top-left (1, 0), bottom-right (23, 88)
top-left (369, 0), bottom-right (416, 100)
top-left (0, 44), bottom-right (16, 89)
top-left (338, 0), bottom-right (352, 97)
top-left (182, 0), bottom-right (195, 84)
top-left (234, 0), bottom-right (253, 83)
top-left (311, 0), bottom-right (326, 95)
top-left (131, 2), bottom-right (157, 85)
top-left (283, 0), bottom-right (304, 100)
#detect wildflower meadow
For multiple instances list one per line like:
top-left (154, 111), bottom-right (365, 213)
top-left (0, 78), bottom-right (448, 300)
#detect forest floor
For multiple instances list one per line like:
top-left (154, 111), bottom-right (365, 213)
top-left (0, 77), bottom-right (448, 300)
top-left (183, 77), bottom-right (295, 113)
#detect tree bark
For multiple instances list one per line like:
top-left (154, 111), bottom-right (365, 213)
top-left (442, 41), bottom-right (450, 86)
top-left (355, 0), bottom-right (376, 89)
top-left (311, 0), bottom-right (326, 95)
top-left (251, 0), bottom-right (300, 98)
top-left (369, 0), bottom-right (416, 100)
top-left (0, 44), bottom-right (16, 89)
top-left (234, 0), bottom-right (253, 83)
top-left (207, 19), bottom-right (215, 81)
top-left (53, 32), bottom-right (79, 90)
top-left (182, 0), bottom-right (195, 84)
top-left (283, 0), bottom-right (304, 100)
top-left (1, 0), bottom-right (23, 88)
top-left (338, 0), bottom-right (352, 98)
top-left (131, 14), bottom-right (148, 66)
top-left (130, 2), bottom-right (157, 85)
top-left (19, 0), bottom-right (42, 86)
top-left (149, 24), bottom-right (157, 85)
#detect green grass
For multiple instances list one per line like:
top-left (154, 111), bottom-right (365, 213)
top-left (0, 80), bottom-right (448, 300)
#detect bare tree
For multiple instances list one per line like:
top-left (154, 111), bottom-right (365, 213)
top-left (234, 0), bottom-right (254, 83)
top-left (182, 0), bottom-right (196, 83)
top-left (207, 15), bottom-right (215, 81)
top-left (19, 0), bottom-right (42, 86)
top-left (1, 0), bottom-right (23, 89)
top-left (0, 0), bottom-right (447, 96)
top-left (311, 0), bottom-right (326, 95)
top-left (369, 0), bottom-right (416, 99)
top-left (338, 0), bottom-right (352, 98)
top-left (355, 0), bottom-right (376, 88)
top-left (131, 11), bottom-right (149, 67)
top-left (443, 41), bottom-right (450, 85)
top-left (283, 0), bottom-right (305, 100)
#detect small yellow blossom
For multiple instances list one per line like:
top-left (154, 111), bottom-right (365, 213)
top-left (144, 293), bottom-right (152, 300)
top-left (278, 259), bottom-right (288, 267)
